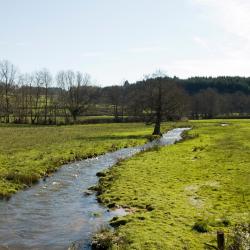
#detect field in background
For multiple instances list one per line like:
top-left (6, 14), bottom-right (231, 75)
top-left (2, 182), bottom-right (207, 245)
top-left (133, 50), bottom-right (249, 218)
top-left (97, 120), bottom-right (250, 249)
top-left (0, 122), bottom-right (172, 198)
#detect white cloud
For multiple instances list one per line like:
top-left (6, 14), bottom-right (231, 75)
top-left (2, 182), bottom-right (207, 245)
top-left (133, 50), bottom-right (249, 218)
top-left (81, 47), bottom-right (168, 58)
top-left (193, 36), bottom-right (209, 49)
top-left (193, 0), bottom-right (250, 41)
top-left (128, 46), bottom-right (168, 53)
top-left (165, 58), bottom-right (250, 78)
top-left (81, 52), bottom-right (104, 58)
top-left (189, 0), bottom-right (250, 77)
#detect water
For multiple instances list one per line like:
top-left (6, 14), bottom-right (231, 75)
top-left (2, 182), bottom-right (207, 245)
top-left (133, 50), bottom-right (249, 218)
top-left (0, 128), bottom-right (189, 250)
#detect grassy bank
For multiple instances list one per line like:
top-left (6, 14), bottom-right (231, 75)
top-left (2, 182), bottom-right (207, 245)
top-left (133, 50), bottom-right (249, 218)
top-left (97, 120), bottom-right (250, 249)
top-left (0, 123), bottom-right (169, 198)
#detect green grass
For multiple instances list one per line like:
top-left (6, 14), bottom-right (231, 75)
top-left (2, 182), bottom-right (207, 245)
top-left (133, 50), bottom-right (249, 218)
top-left (97, 119), bottom-right (250, 249)
top-left (0, 122), bottom-right (169, 198)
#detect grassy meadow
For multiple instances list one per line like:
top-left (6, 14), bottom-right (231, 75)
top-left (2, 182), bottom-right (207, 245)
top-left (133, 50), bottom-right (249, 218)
top-left (97, 120), bottom-right (250, 249)
top-left (0, 122), bottom-right (169, 198)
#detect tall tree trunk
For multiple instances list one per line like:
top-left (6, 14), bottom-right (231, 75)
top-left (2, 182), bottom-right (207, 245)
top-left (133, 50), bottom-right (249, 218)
top-left (152, 82), bottom-right (162, 135)
top-left (5, 82), bottom-right (9, 123)
top-left (114, 104), bottom-right (118, 121)
top-left (44, 86), bottom-right (48, 124)
top-left (153, 109), bottom-right (162, 135)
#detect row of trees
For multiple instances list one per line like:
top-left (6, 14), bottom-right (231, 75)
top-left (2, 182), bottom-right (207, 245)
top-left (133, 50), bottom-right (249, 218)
top-left (1, 60), bottom-right (250, 134)
top-left (0, 60), bottom-right (99, 124)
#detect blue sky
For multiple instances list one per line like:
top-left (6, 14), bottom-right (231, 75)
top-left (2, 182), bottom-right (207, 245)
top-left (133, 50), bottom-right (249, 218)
top-left (1, 0), bottom-right (250, 85)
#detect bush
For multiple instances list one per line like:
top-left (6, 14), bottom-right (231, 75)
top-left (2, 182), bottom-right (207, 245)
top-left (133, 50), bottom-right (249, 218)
top-left (192, 220), bottom-right (209, 233)
top-left (92, 227), bottom-right (113, 250)
top-left (226, 223), bottom-right (250, 250)
top-left (92, 226), bottom-right (130, 250)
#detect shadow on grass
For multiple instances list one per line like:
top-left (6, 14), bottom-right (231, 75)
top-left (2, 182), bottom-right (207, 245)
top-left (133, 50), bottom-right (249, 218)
top-left (75, 134), bottom-right (149, 141)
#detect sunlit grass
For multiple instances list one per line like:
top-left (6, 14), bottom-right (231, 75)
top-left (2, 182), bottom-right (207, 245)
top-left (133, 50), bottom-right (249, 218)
top-left (97, 119), bottom-right (250, 249)
top-left (0, 122), bottom-right (167, 198)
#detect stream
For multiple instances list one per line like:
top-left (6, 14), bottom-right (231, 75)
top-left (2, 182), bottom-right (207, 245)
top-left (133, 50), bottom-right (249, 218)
top-left (0, 128), bottom-right (189, 250)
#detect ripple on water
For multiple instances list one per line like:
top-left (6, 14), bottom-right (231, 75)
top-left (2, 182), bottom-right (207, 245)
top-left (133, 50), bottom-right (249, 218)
top-left (0, 128), bottom-right (190, 250)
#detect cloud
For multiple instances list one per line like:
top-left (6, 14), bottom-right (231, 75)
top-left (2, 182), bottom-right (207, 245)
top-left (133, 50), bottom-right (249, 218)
top-left (193, 36), bottom-right (209, 49)
top-left (164, 58), bottom-right (250, 78)
top-left (190, 0), bottom-right (250, 71)
top-left (81, 51), bottom-right (104, 58)
top-left (128, 46), bottom-right (168, 53)
top-left (192, 0), bottom-right (250, 41)
top-left (81, 46), bottom-right (169, 59)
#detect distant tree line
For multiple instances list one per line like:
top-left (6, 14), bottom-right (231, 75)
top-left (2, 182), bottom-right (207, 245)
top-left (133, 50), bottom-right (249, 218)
top-left (1, 60), bottom-right (250, 133)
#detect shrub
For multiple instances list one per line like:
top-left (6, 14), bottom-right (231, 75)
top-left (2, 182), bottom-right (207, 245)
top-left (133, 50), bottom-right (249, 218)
top-left (226, 223), bottom-right (250, 250)
top-left (192, 220), bottom-right (209, 233)
top-left (92, 227), bottom-right (113, 250)
top-left (92, 226), bottom-right (130, 250)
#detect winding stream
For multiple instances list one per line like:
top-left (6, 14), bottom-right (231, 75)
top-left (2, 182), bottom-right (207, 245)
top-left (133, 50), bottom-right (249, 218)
top-left (0, 128), bottom-right (189, 250)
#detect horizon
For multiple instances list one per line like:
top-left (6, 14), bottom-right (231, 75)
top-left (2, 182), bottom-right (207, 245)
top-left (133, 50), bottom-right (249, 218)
top-left (2, 58), bottom-right (250, 88)
top-left (1, 0), bottom-right (250, 86)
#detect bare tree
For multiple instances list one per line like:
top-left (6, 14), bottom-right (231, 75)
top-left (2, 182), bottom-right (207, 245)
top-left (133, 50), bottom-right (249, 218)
top-left (31, 71), bottom-right (43, 124)
top-left (0, 60), bottom-right (17, 122)
top-left (142, 74), bottom-right (188, 135)
top-left (39, 69), bottom-right (52, 124)
top-left (56, 71), bottom-right (70, 123)
top-left (193, 88), bottom-right (219, 119)
top-left (0, 81), bottom-right (4, 121)
top-left (105, 86), bottom-right (123, 121)
top-left (71, 72), bottom-right (92, 121)
top-left (56, 70), bottom-right (92, 122)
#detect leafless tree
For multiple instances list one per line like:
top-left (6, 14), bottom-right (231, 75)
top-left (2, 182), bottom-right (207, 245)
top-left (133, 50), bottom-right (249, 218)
top-left (39, 69), bottom-right (52, 123)
top-left (0, 60), bottom-right (17, 122)
top-left (56, 70), bottom-right (91, 122)
top-left (143, 74), bottom-right (188, 135)
top-left (31, 71), bottom-right (43, 124)
top-left (56, 71), bottom-right (70, 123)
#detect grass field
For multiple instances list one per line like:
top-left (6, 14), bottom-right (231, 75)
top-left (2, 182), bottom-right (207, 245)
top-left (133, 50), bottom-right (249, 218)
top-left (0, 122), bottom-right (168, 198)
top-left (97, 120), bottom-right (250, 249)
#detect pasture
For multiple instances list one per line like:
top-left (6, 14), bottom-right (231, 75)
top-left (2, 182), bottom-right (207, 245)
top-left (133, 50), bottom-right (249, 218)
top-left (0, 122), bottom-right (163, 198)
top-left (97, 120), bottom-right (250, 249)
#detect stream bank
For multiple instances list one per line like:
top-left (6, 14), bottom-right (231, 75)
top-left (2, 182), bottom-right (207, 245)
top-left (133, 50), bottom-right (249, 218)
top-left (0, 128), bottom-right (189, 250)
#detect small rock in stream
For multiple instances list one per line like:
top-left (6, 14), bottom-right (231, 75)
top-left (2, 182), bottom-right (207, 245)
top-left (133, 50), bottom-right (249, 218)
top-left (96, 171), bottom-right (106, 177)
top-left (83, 190), bottom-right (94, 196)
